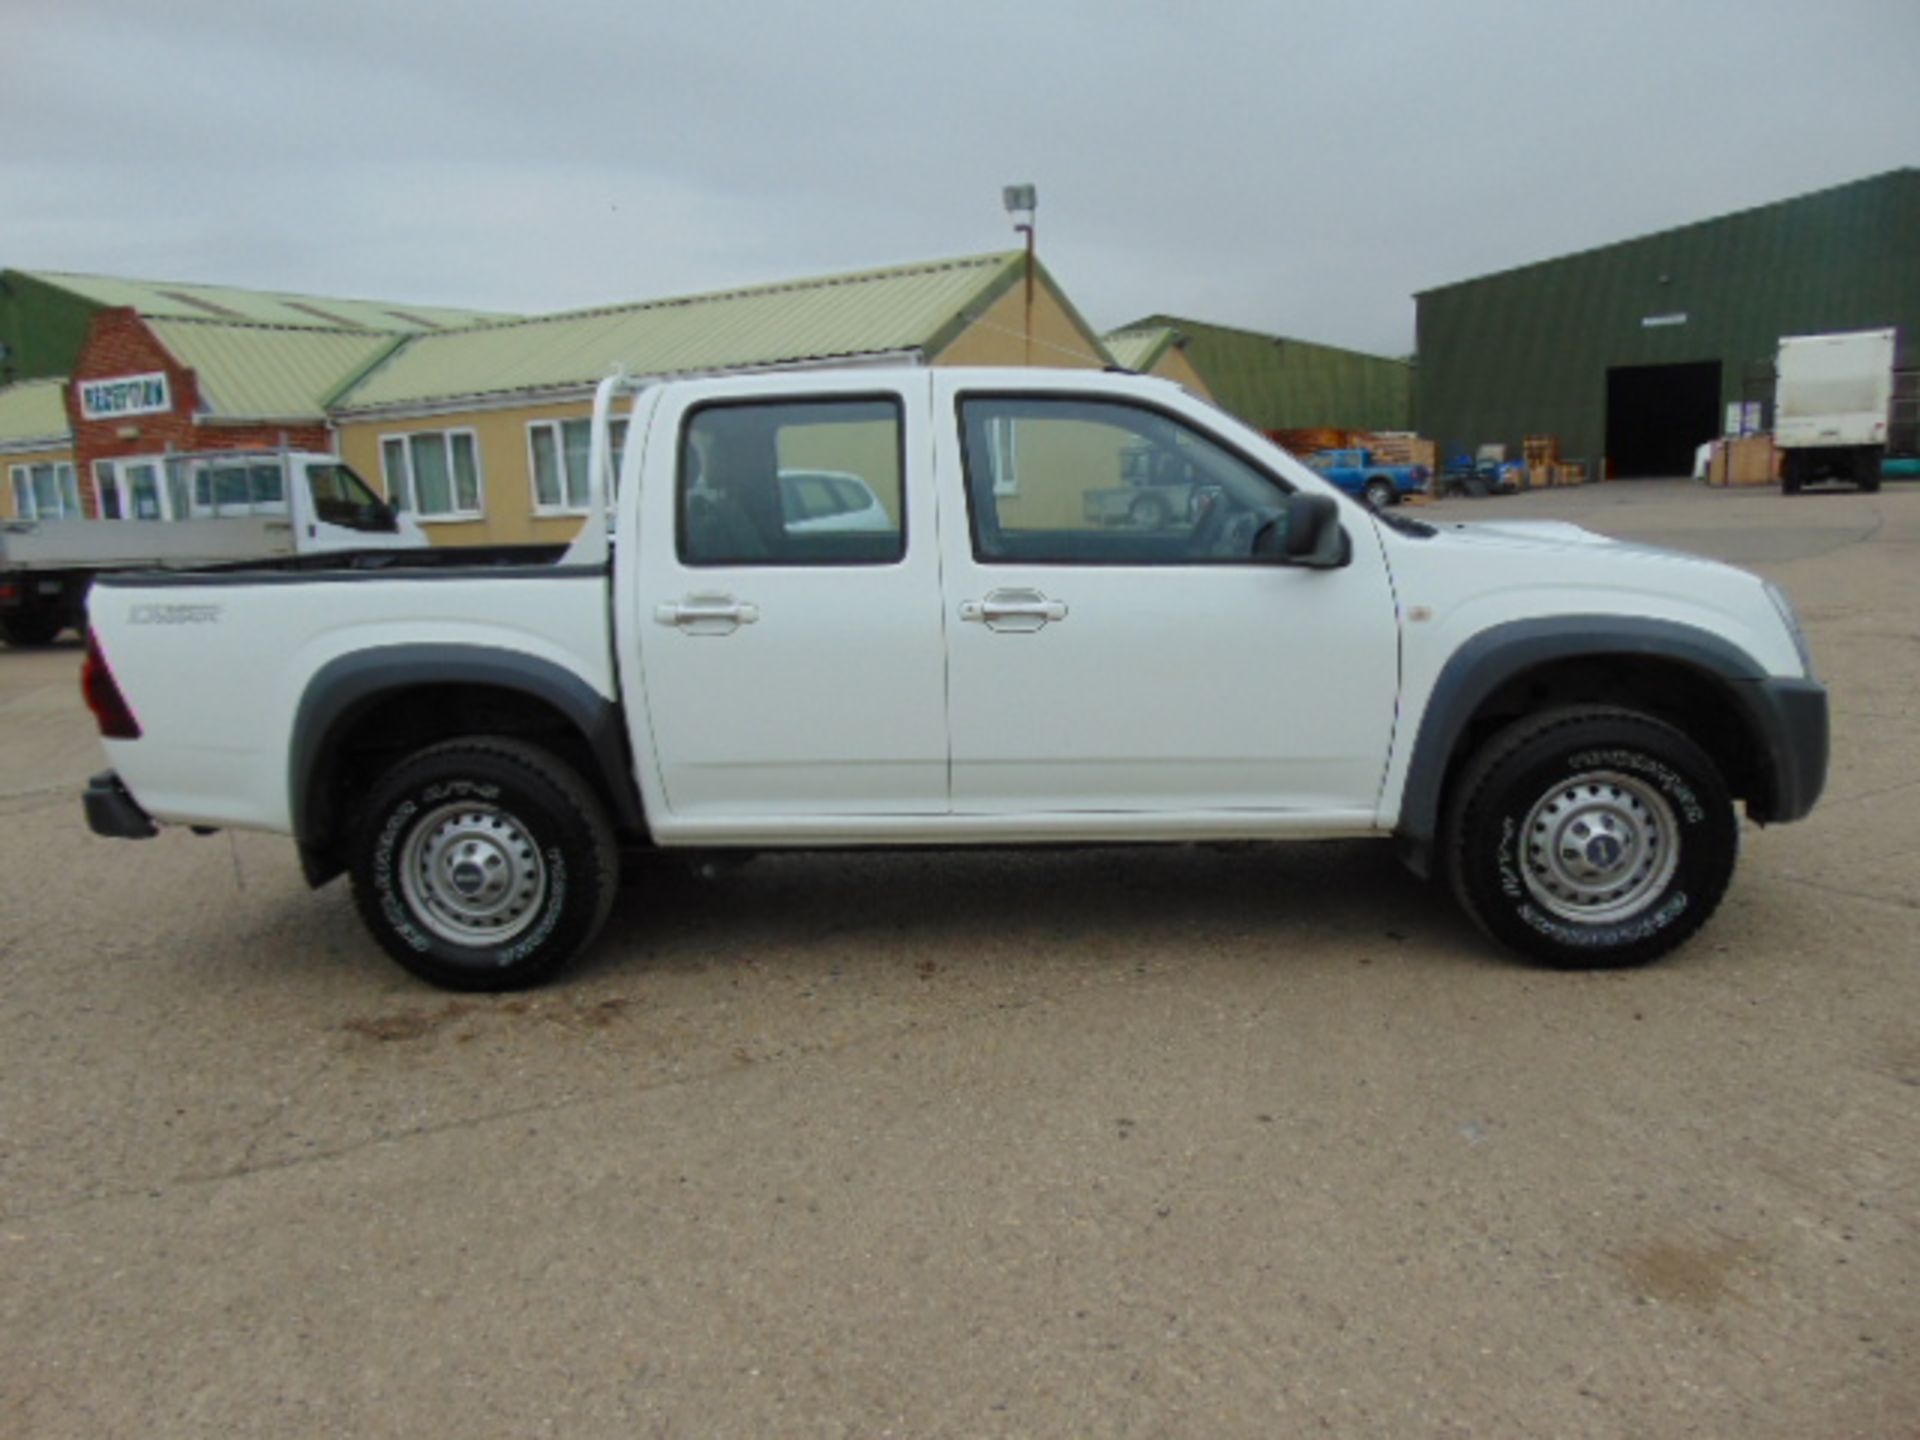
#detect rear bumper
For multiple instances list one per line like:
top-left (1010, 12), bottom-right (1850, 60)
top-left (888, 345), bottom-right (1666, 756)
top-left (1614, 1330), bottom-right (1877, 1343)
top-left (1741, 678), bottom-right (1828, 823)
top-left (84, 770), bottom-right (158, 839)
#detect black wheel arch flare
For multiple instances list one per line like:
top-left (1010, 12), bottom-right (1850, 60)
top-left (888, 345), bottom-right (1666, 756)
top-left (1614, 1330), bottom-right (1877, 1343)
top-left (289, 644), bottom-right (644, 887)
top-left (1396, 615), bottom-right (1823, 877)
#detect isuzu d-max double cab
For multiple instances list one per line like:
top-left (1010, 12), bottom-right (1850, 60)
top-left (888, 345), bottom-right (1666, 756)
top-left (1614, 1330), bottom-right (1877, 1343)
top-left (82, 368), bottom-right (1827, 990)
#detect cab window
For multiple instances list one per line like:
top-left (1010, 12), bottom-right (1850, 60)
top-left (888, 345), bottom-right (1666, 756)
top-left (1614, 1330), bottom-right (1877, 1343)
top-left (307, 463), bottom-right (397, 531)
top-left (679, 398), bottom-right (904, 566)
top-left (959, 396), bottom-right (1292, 564)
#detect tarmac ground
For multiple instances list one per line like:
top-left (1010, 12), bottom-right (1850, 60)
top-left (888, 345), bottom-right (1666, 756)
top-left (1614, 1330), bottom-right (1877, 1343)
top-left (1, 478), bottom-right (1915, 1438)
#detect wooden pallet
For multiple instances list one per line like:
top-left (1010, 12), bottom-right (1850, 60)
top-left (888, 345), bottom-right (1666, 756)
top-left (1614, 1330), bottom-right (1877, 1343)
top-left (1527, 462), bottom-right (1588, 488)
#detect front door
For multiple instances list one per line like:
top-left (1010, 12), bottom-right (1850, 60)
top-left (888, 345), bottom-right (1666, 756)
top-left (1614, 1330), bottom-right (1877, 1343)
top-left (631, 374), bottom-right (950, 829)
top-left (931, 376), bottom-right (1401, 824)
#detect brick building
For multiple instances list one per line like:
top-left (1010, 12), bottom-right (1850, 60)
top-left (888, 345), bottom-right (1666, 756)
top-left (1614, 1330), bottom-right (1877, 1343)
top-left (3, 272), bottom-right (509, 520)
top-left (69, 308), bottom-right (388, 519)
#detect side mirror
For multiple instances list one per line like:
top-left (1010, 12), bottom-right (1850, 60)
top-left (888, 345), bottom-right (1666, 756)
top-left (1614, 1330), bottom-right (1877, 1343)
top-left (1253, 492), bottom-right (1347, 568)
top-left (360, 500), bottom-right (400, 533)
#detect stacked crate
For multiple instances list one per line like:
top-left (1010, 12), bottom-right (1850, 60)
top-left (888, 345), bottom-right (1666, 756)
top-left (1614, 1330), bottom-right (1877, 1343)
top-left (1516, 436), bottom-right (1588, 487)
top-left (1357, 431), bottom-right (1439, 473)
top-left (1706, 436), bottom-right (1777, 486)
top-left (1523, 436), bottom-right (1559, 489)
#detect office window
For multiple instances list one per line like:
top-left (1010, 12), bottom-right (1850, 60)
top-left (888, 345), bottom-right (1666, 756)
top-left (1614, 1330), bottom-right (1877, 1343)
top-left (528, 417), bottom-right (627, 513)
top-left (380, 430), bottom-right (482, 519)
top-left (8, 462), bottom-right (82, 521)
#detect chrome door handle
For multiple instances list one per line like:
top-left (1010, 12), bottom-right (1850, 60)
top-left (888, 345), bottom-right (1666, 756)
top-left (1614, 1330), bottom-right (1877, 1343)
top-left (655, 595), bottom-right (760, 635)
top-left (960, 588), bottom-right (1068, 632)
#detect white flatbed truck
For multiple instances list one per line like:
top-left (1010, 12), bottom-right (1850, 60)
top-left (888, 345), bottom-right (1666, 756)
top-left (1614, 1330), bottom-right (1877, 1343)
top-left (1775, 328), bottom-right (1895, 493)
top-left (1, 449), bottom-right (424, 645)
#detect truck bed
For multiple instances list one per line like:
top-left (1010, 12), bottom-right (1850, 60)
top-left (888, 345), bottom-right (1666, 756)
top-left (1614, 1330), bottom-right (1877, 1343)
top-left (0, 516), bottom-right (300, 572)
top-left (89, 555), bottom-right (615, 836)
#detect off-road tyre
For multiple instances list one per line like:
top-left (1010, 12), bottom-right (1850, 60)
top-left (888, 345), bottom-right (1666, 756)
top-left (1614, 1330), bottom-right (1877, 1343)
top-left (350, 737), bottom-right (618, 991)
top-left (1444, 707), bottom-right (1737, 970)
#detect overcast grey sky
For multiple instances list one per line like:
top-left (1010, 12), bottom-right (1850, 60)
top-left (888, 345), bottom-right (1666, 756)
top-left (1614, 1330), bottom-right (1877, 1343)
top-left (4, 0), bottom-right (1915, 358)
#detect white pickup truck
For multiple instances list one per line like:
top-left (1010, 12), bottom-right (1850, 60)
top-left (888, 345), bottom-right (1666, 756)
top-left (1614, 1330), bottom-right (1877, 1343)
top-left (81, 368), bottom-right (1828, 990)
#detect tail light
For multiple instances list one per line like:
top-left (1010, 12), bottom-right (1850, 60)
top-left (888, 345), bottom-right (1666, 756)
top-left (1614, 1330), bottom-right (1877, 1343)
top-left (82, 630), bottom-right (142, 739)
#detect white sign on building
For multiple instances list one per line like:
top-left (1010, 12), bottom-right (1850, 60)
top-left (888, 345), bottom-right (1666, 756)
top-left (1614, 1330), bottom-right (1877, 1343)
top-left (79, 372), bottom-right (172, 421)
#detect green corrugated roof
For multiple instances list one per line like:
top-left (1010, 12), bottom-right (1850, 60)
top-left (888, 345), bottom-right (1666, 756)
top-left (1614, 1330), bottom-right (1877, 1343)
top-left (146, 319), bottom-right (402, 422)
top-left (1103, 326), bottom-right (1179, 372)
top-left (1415, 167), bottom-right (1920, 297)
top-left (335, 252), bottom-right (1029, 412)
top-left (1120, 314), bottom-right (1412, 432)
top-left (15, 271), bottom-right (511, 332)
top-left (0, 378), bottom-right (71, 447)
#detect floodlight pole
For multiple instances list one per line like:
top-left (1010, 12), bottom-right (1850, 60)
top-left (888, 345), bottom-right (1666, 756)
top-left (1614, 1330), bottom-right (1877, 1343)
top-left (1003, 185), bottom-right (1038, 366)
top-left (1021, 217), bottom-right (1035, 366)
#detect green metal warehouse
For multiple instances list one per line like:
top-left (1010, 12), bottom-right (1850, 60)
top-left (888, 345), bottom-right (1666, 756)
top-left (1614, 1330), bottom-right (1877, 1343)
top-left (1113, 314), bottom-right (1411, 434)
top-left (1415, 169), bottom-right (1919, 477)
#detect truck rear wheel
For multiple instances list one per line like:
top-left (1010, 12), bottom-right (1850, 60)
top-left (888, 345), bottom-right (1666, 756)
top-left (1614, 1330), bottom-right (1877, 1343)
top-left (1444, 707), bottom-right (1736, 969)
top-left (1780, 451), bottom-right (1805, 495)
top-left (350, 737), bottom-right (618, 991)
top-left (1856, 447), bottom-right (1882, 493)
top-left (0, 608), bottom-right (66, 647)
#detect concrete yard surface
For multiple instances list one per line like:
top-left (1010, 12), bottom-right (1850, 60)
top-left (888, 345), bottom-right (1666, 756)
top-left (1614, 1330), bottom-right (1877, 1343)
top-left (1, 480), bottom-right (1915, 1438)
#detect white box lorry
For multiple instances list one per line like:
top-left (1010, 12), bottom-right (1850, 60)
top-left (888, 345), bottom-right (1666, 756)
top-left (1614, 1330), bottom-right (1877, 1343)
top-left (1, 449), bottom-right (425, 646)
top-left (80, 368), bottom-right (1827, 990)
top-left (1775, 328), bottom-right (1895, 493)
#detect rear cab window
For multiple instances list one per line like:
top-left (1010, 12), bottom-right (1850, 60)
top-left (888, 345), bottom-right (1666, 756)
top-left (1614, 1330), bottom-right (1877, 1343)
top-left (679, 398), bottom-right (905, 566)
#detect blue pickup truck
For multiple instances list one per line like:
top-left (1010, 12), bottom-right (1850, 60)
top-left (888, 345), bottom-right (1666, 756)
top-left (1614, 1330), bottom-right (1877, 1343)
top-left (1303, 448), bottom-right (1429, 509)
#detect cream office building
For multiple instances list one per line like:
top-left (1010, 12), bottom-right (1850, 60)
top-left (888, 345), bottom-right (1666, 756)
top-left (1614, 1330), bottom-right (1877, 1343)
top-left (328, 252), bottom-right (1116, 547)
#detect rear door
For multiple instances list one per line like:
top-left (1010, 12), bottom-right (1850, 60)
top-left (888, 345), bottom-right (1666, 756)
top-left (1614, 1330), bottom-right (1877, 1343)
top-left (629, 373), bottom-right (950, 829)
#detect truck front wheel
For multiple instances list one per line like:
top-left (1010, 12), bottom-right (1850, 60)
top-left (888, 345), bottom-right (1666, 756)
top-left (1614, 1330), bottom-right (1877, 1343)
top-left (1363, 477), bottom-right (1398, 509)
top-left (350, 737), bottom-right (618, 991)
top-left (1444, 707), bottom-right (1736, 969)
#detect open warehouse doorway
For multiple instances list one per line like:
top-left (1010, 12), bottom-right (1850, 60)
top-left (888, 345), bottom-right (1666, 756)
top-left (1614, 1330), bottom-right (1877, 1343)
top-left (1606, 361), bottom-right (1721, 477)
